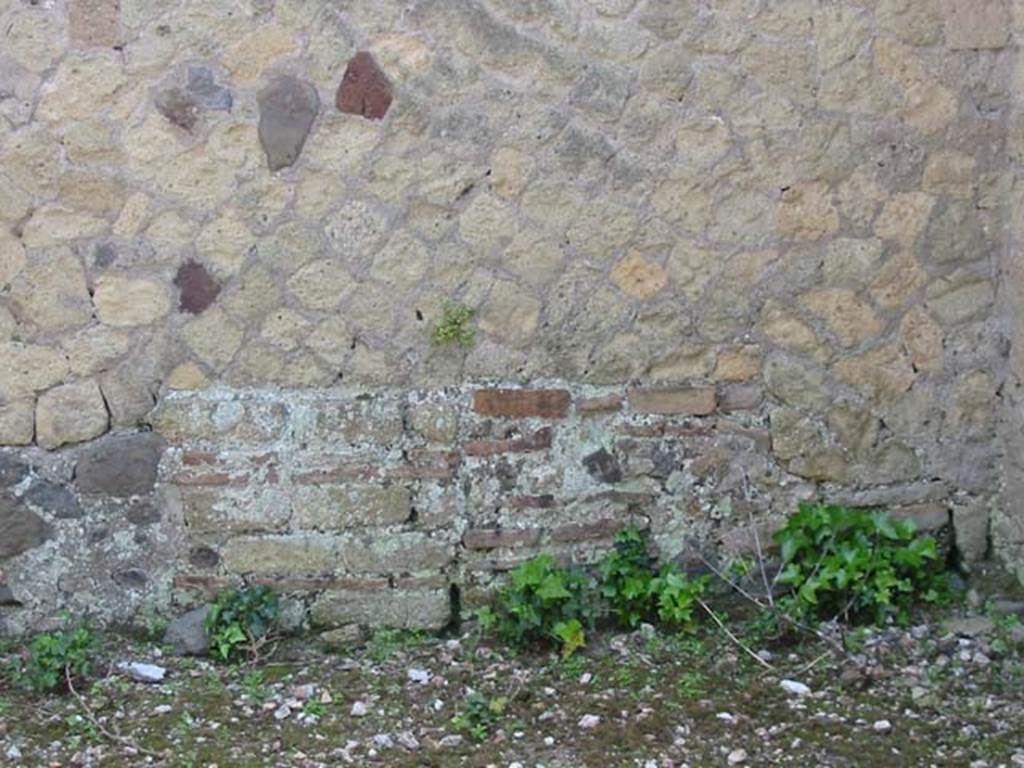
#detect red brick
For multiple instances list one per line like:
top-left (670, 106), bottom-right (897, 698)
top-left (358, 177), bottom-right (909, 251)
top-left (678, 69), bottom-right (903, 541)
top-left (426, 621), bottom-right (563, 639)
top-left (663, 423), bottom-right (716, 437)
top-left (616, 424), bottom-right (665, 437)
top-left (173, 472), bottom-right (247, 487)
top-left (387, 450), bottom-right (461, 480)
top-left (550, 519), bottom-right (625, 543)
top-left (719, 384), bottom-right (763, 412)
top-left (576, 394), bottom-right (623, 414)
top-left (506, 494), bottom-right (557, 509)
top-left (464, 427), bottom-right (553, 457)
top-left (473, 389), bottom-right (570, 418)
top-left (293, 464), bottom-right (378, 484)
top-left (628, 386), bottom-right (717, 415)
top-left (463, 528), bottom-right (542, 550)
top-left (172, 574), bottom-right (232, 593)
top-left (181, 450), bottom-right (218, 466)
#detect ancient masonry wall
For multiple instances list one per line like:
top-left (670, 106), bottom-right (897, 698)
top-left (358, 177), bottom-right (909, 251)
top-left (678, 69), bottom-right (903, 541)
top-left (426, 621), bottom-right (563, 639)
top-left (0, 0), bottom-right (1020, 633)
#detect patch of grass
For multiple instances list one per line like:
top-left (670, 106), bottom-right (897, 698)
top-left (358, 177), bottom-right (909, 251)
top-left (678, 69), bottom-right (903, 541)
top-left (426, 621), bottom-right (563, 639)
top-left (451, 692), bottom-right (506, 741)
top-left (364, 628), bottom-right (425, 663)
top-left (11, 624), bottom-right (98, 692)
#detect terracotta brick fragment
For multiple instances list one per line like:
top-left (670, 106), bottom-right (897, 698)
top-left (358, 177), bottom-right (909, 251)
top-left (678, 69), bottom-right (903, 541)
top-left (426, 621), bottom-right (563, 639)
top-left (550, 518), bottom-right (624, 543)
top-left (464, 427), bottom-right (553, 456)
top-left (576, 394), bottom-right (623, 414)
top-left (628, 386), bottom-right (717, 415)
top-left (463, 528), bottom-right (542, 550)
top-left (473, 389), bottom-right (571, 418)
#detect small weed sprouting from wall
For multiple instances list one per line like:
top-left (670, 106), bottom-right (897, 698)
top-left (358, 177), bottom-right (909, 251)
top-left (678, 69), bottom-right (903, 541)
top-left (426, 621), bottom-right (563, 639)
top-left (431, 302), bottom-right (476, 348)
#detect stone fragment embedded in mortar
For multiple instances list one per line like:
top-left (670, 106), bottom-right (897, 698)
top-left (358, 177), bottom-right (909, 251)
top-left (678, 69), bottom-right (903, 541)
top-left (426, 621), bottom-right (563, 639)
top-left (258, 76), bottom-right (320, 171)
top-left (336, 51), bottom-right (393, 120)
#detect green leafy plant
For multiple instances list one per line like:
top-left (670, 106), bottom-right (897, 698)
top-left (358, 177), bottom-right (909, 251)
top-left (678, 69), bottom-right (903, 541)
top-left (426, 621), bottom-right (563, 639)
top-left (596, 527), bottom-right (708, 631)
top-left (205, 586), bottom-right (280, 662)
top-left (773, 503), bottom-right (949, 625)
top-left (451, 692), bottom-right (506, 741)
top-left (477, 554), bottom-right (596, 657)
top-left (431, 302), bottom-right (476, 348)
top-left (597, 527), bottom-right (658, 627)
top-left (650, 567), bottom-right (709, 629)
top-left (13, 625), bottom-right (98, 692)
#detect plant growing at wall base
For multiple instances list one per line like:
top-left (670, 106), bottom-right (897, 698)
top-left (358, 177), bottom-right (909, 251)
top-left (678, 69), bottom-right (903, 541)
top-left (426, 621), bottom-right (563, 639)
top-left (596, 526), bottom-right (709, 631)
top-left (10, 624), bottom-right (98, 692)
top-left (773, 502), bottom-right (949, 625)
top-left (431, 302), bottom-right (476, 348)
top-left (205, 586), bottom-right (280, 662)
top-left (476, 554), bottom-right (596, 657)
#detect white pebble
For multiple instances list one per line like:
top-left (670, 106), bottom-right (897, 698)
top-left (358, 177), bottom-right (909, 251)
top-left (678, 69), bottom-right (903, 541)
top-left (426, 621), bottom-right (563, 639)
top-left (578, 714), bottom-right (601, 729)
top-left (350, 701), bottom-right (369, 717)
top-left (873, 719), bottom-right (892, 732)
top-left (728, 748), bottom-right (748, 765)
top-left (779, 679), bottom-right (811, 697)
top-left (408, 668), bottom-right (430, 684)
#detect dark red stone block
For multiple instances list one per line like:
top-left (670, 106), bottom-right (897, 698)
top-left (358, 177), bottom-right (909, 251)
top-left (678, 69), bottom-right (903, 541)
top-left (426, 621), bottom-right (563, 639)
top-left (174, 260), bottom-right (220, 315)
top-left (336, 51), bottom-right (393, 120)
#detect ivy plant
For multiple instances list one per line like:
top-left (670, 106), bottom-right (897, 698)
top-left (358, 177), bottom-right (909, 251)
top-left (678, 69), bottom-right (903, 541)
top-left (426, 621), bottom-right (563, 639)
top-left (205, 586), bottom-right (280, 662)
top-left (773, 502), bottom-right (950, 625)
top-left (8, 624), bottom-right (98, 692)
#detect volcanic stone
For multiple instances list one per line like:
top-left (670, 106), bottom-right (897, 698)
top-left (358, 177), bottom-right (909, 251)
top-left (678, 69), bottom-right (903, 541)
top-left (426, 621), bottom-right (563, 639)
top-left (336, 51), bottom-right (393, 120)
top-left (258, 76), bottom-right (319, 171)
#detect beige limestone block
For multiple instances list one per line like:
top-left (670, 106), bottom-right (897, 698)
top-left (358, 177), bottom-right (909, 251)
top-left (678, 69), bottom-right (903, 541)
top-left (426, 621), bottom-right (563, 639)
top-left (180, 308), bottom-right (244, 371)
top-left (58, 174), bottom-right (128, 216)
top-left (305, 319), bottom-right (353, 367)
top-left (869, 251), bottom-right (929, 309)
top-left (35, 379), bottom-right (109, 449)
top-left (166, 361), bottom-right (209, 390)
top-left (877, 0), bottom-right (942, 46)
top-left (0, 229), bottom-right (26, 289)
top-left (822, 238), bottom-right (885, 285)
top-left (62, 325), bottom-right (132, 376)
top-left (500, 235), bottom-right (565, 286)
top-left (942, 0), bottom-right (1011, 49)
top-left (0, 399), bottom-right (35, 445)
top-left (835, 344), bottom-right (916, 404)
top-left (800, 289), bottom-right (884, 347)
top-left (7, 249), bottom-right (92, 331)
top-left (145, 210), bottom-right (199, 246)
top-left (0, 306), bottom-right (15, 341)
top-left (674, 116), bottom-right (731, 168)
top-left (759, 301), bottom-right (822, 357)
top-left (648, 344), bottom-right (714, 381)
top-left (196, 211), bottom-right (253, 278)
top-left (459, 194), bottom-right (517, 254)
top-left (874, 192), bottom-right (935, 247)
top-left (4, 6), bottom-right (65, 72)
top-left (777, 182), bottom-right (838, 240)
top-left (925, 270), bottom-right (995, 325)
top-left (922, 151), bottom-right (977, 198)
top-left (665, 244), bottom-right (717, 300)
top-left (835, 171), bottom-right (886, 230)
top-left (650, 175), bottom-right (712, 232)
top-left (260, 309), bottom-right (312, 351)
top-left (221, 266), bottom-right (280, 324)
top-left (478, 279), bottom-right (541, 348)
top-left (93, 276), bottom-right (172, 327)
top-left (112, 193), bottom-right (151, 237)
top-left (288, 259), bottom-right (352, 312)
top-left (63, 120), bottom-right (122, 166)
top-left (610, 252), bottom-right (667, 299)
top-left (37, 54), bottom-right (127, 123)
top-left (20, 208), bottom-right (109, 249)
top-left (371, 32), bottom-right (433, 75)
top-left (0, 343), bottom-right (70, 399)
top-left (521, 183), bottom-right (587, 235)
top-left (223, 24), bottom-right (299, 86)
top-left (70, 0), bottom-right (121, 48)
top-left (1, 127), bottom-right (62, 199)
top-left (900, 306), bottom-right (944, 373)
top-left (370, 234), bottom-right (431, 291)
top-left (303, 115), bottom-right (379, 173)
top-left (489, 147), bottom-right (532, 199)
top-left (713, 345), bottom-right (762, 382)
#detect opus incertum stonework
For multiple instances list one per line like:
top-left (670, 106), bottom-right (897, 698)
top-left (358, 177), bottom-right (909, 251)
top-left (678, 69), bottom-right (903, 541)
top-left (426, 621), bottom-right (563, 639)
top-left (1, 0), bottom-right (1023, 635)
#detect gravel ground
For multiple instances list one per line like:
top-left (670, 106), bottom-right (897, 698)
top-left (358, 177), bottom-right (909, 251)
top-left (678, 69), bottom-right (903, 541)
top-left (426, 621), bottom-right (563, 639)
top-left (2, 607), bottom-right (1024, 768)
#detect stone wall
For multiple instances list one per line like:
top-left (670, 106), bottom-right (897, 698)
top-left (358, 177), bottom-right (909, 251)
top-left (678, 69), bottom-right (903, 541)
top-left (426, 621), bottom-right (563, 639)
top-left (0, 0), bottom-right (1019, 634)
